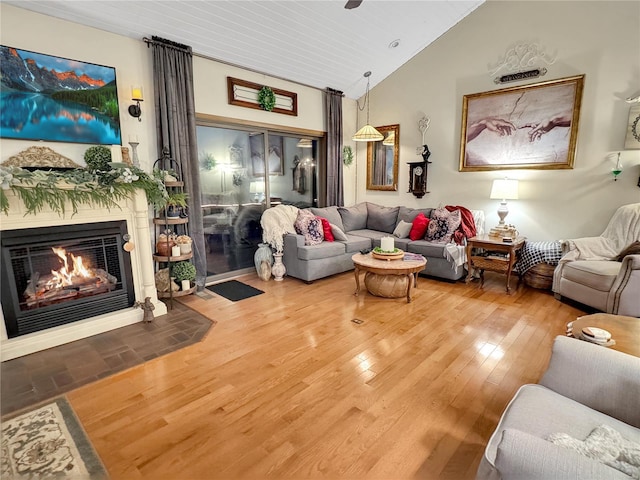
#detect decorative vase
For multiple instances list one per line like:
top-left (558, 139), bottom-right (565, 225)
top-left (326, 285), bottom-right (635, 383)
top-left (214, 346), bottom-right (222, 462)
top-left (254, 243), bottom-right (274, 281)
top-left (272, 252), bottom-right (286, 281)
top-left (156, 240), bottom-right (174, 257)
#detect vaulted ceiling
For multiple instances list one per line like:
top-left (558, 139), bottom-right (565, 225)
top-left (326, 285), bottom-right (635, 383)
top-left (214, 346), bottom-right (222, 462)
top-left (6, 0), bottom-right (484, 99)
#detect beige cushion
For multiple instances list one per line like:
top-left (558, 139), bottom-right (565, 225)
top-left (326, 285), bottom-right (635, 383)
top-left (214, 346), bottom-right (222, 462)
top-left (562, 260), bottom-right (621, 292)
top-left (393, 220), bottom-right (413, 239)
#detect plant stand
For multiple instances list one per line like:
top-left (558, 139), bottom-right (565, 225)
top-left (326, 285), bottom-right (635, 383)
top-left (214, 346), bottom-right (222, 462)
top-left (152, 148), bottom-right (194, 308)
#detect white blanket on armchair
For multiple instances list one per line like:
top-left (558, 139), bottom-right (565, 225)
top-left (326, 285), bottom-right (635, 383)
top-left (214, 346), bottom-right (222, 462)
top-left (552, 203), bottom-right (640, 292)
top-left (563, 203), bottom-right (640, 263)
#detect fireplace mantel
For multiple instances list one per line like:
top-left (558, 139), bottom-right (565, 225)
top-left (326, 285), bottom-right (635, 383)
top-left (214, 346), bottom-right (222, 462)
top-left (0, 190), bottom-right (167, 361)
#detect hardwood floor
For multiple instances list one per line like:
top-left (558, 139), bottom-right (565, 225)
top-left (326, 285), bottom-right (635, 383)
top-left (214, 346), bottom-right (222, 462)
top-left (67, 271), bottom-right (585, 479)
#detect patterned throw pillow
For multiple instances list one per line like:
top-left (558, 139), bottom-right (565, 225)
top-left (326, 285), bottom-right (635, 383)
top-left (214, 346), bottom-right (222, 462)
top-left (425, 208), bottom-right (461, 243)
top-left (294, 210), bottom-right (324, 246)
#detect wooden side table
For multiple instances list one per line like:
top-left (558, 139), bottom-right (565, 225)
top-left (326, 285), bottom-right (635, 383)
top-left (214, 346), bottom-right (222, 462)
top-left (465, 235), bottom-right (526, 294)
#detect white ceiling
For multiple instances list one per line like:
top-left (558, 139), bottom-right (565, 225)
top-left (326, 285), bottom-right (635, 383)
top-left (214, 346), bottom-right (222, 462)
top-left (6, 0), bottom-right (484, 99)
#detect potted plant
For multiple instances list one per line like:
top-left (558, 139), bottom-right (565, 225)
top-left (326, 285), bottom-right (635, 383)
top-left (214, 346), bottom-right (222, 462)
top-left (171, 261), bottom-right (196, 290)
top-left (84, 146), bottom-right (112, 172)
top-left (165, 192), bottom-right (188, 218)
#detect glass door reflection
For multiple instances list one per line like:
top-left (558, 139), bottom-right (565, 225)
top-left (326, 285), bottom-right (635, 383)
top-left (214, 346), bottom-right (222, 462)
top-left (196, 125), bottom-right (318, 281)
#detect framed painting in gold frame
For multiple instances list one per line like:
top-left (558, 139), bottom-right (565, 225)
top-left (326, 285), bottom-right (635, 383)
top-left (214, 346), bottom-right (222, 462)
top-left (459, 75), bottom-right (584, 171)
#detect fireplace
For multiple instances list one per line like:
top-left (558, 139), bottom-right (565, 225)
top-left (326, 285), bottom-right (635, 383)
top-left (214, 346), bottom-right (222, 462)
top-left (1, 221), bottom-right (135, 338)
top-left (1, 189), bottom-right (167, 361)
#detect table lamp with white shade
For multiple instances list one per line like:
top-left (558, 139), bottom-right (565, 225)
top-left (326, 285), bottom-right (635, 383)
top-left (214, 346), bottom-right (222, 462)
top-left (249, 181), bottom-right (265, 202)
top-left (489, 178), bottom-right (519, 238)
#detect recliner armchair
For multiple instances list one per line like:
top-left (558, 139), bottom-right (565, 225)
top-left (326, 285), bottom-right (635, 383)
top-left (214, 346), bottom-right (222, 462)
top-left (553, 203), bottom-right (640, 317)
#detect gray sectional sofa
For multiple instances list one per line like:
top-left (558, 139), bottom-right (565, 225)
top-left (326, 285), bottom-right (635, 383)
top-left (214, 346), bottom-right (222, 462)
top-left (282, 203), bottom-right (473, 283)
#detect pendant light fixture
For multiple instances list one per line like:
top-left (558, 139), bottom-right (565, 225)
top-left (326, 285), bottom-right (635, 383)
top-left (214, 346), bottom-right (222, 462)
top-left (352, 71), bottom-right (383, 142)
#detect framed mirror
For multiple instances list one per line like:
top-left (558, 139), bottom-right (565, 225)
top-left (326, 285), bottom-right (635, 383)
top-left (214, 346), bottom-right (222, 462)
top-left (366, 124), bottom-right (399, 191)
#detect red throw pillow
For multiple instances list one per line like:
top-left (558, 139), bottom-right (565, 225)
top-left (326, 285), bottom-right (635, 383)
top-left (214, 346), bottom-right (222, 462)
top-left (409, 213), bottom-right (430, 241)
top-left (319, 217), bottom-right (334, 242)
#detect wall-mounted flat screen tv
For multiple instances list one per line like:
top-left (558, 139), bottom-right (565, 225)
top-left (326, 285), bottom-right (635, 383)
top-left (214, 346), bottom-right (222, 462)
top-left (0, 45), bottom-right (122, 145)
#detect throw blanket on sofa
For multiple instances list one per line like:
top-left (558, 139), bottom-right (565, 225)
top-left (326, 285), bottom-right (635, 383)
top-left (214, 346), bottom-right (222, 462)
top-left (548, 424), bottom-right (640, 479)
top-left (260, 205), bottom-right (299, 253)
top-left (445, 205), bottom-right (477, 245)
top-left (443, 208), bottom-right (484, 269)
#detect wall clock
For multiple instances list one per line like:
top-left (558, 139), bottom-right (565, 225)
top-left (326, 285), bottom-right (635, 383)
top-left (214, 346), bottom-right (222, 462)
top-left (407, 161), bottom-right (429, 198)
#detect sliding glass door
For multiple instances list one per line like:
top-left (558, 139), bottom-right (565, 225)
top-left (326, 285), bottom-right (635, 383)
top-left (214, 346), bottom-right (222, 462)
top-left (196, 123), bottom-right (319, 280)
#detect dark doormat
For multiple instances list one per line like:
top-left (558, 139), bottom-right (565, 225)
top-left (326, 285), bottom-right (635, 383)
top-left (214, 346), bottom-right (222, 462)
top-left (206, 280), bottom-right (264, 301)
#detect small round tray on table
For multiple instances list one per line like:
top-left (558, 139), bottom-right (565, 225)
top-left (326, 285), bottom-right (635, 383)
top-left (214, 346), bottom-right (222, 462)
top-left (371, 249), bottom-right (404, 261)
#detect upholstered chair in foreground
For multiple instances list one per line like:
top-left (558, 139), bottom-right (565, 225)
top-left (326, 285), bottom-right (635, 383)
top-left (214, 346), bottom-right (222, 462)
top-left (477, 335), bottom-right (640, 480)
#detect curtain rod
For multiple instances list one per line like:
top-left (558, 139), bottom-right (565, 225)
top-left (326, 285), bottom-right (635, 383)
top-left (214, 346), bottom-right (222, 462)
top-left (143, 36), bottom-right (191, 54)
top-left (142, 37), bottom-right (343, 96)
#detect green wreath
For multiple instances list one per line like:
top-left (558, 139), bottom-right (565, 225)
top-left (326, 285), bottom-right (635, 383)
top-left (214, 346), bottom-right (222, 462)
top-left (257, 86), bottom-right (276, 111)
top-left (342, 146), bottom-right (354, 167)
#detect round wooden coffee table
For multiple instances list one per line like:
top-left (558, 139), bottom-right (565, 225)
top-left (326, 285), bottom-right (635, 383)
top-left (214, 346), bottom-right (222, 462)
top-left (352, 253), bottom-right (427, 303)
top-left (568, 313), bottom-right (640, 357)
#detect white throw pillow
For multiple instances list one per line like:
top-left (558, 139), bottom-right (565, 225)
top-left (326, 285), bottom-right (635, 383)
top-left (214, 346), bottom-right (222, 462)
top-left (393, 220), bottom-right (413, 239)
top-left (330, 223), bottom-right (348, 241)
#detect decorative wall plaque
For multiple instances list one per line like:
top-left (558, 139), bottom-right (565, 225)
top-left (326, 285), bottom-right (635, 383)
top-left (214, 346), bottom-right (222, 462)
top-left (227, 77), bottom-right (298, 116)
top-left (624, 104), bottom-right (640, 150)
top-left (2, 146), bottom-right (82, 169)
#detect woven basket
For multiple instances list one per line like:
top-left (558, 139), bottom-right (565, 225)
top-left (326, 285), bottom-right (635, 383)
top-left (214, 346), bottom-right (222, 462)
top-left (524, 263), bottom-right (556, 290)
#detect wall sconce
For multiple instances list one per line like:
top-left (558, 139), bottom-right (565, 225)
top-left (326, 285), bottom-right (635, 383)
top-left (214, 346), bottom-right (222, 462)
top-left (612, 152), bottom-right (623, 181)
top-left (128, 86), bottom-right (143, 122)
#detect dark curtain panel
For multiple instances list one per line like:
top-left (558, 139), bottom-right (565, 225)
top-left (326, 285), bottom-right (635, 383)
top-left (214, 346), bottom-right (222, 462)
top-left (150, 36), bottom-right (206, 290)
top-left (325, 88), bottom-right (344, 206)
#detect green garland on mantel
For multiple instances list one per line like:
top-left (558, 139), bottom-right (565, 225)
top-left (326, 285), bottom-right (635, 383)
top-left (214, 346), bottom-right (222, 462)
top-left (0, 165), bottom-right (169, 216)
top-left (257, 86), bottom-right (276, 111)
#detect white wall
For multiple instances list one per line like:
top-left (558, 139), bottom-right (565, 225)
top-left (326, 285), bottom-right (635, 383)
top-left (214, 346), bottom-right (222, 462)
top-left (359, 0), bottom-right (640, 241)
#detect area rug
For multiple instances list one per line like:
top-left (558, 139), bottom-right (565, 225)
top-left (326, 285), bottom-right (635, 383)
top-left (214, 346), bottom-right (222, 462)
top-left (206, 280), bottom-right (264, 301)
top-left (1, 396), bottom-right (107, 479)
